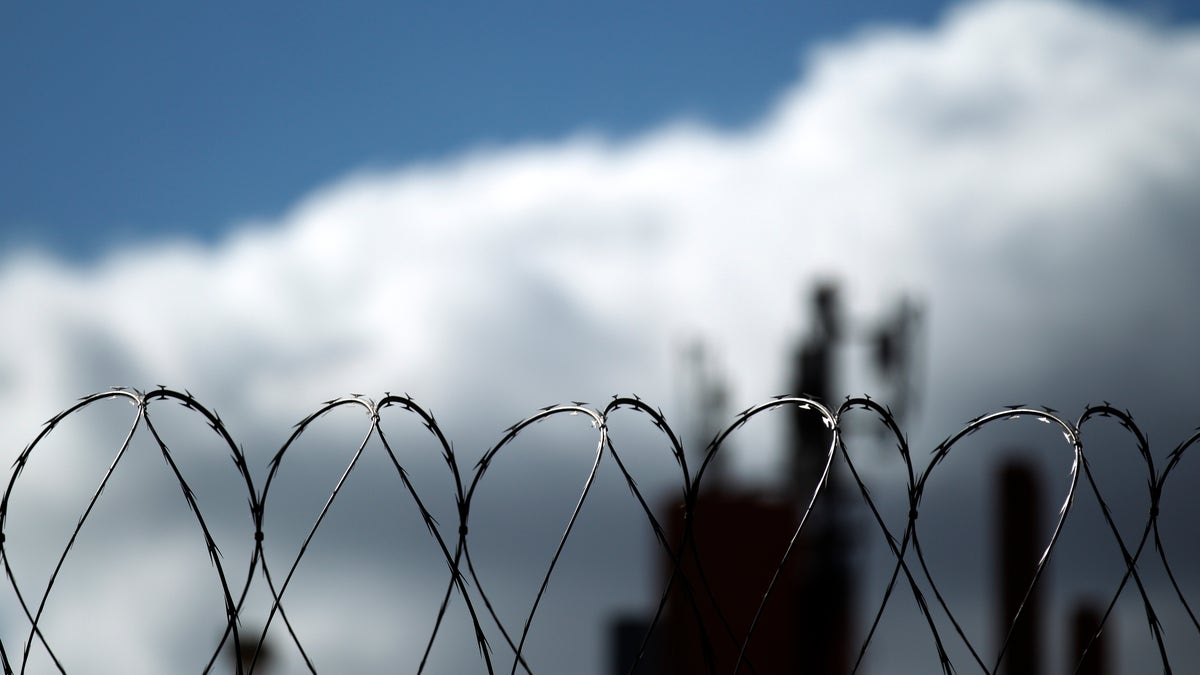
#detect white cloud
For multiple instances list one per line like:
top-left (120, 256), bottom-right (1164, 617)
top-left (1, 1), bottom-right (1199, 672)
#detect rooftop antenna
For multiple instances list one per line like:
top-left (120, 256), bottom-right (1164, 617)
top-left (682, 340), bottom-right (730, 489)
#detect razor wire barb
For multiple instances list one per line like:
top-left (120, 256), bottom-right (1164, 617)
top-left (0, 388), bottom-right (1198, 674)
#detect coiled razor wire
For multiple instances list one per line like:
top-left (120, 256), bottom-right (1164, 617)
top-left (0, 388), bottom-right (1198, 674)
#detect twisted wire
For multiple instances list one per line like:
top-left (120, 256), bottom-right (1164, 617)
top-left (0, 390), bottom-right (1197, 673)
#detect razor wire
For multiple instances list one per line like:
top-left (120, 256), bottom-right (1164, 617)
top-left (1, 388), bottom-right (1198, 674)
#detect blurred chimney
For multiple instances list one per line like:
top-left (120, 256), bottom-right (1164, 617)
top-left (230, 629), bottom-right (274, 674)
top-left (1069, 602), bottom-right (1111, 675)
top-left (996, 459), bottom-right (1042, 675)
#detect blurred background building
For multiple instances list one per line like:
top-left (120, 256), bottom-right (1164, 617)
top-left (608, 284), bottom-right (1114, 675)
top-left (608, 282), bottom-right (916, 674)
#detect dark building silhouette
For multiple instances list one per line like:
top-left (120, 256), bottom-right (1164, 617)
top-left (640, 284), bottom-right (861, 674)
top-left (608, 282), bottom-right (923, 674)
top-left (607, 286), bottom-right (1121, 675)
top-left (659, 488), bottom-right (808, 674)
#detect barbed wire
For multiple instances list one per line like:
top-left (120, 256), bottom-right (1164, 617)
top-left (1, 388), bottom-right (1197, 674)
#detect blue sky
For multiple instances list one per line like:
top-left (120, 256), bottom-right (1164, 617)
top-left (4, 0), bottom-right (1192, 259)
top-left (3, 2), bottom-right (1200, 672)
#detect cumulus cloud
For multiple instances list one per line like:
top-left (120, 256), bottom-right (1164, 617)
top-left (1, 1), bottom-right (1199, 672)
